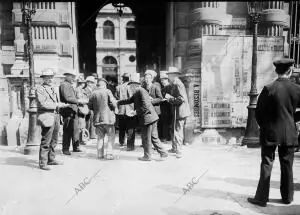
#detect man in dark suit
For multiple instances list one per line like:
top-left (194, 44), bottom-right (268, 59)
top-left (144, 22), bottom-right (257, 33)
top-left (115, 73), bottom-right (136, 150)
top-left (248, 58), bottom-right (300, 207)
top-left (88, 78), bottom-right (117, 160)
top-left (36, 68), bottom-right (67, 170)
top-left (142, 70), bottom-right (164, 115)
top-left (117, 74), bottom-right (168, 161)
top-left (59, 70), bottom-right (85, 155)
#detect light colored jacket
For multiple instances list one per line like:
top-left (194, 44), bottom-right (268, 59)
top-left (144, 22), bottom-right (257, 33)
top-left (115, 82), bottom-right (135, 116)
top-left (36, 83), bottom-right (59, 127)
top-left (88, 88), bottom-right (117, 125)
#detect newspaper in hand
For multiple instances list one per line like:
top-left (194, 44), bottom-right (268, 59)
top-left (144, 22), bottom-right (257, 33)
top-left (164, 93), bottom-right (174, 100)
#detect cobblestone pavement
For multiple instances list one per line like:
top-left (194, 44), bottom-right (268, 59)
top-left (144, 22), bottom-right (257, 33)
top-left (0, 137), bottom-right (300, 215)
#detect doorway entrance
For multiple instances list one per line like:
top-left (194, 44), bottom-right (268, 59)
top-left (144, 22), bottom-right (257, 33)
top-left (77, 0), bottom-right (166, 78)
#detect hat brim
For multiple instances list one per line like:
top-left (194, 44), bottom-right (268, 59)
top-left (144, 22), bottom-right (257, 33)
top-left (128, 81), bottom-right (141, 85)
top-left (63, 72), bottom-right (76, 76)
top-left (40, 74), bottom-right (55, 77)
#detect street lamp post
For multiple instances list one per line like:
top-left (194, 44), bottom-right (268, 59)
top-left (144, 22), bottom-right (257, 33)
top-left (22, 1), bottom-right (39, 155)
top-left (242, 2), bottom-right (264, 148)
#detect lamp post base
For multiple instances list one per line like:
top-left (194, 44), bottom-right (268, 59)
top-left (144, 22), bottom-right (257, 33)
top-left (24, 144), bottom-right (39, 155)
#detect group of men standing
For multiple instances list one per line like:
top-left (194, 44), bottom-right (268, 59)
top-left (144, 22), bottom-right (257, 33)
top-left (35, 66), bottom-right (190, 170)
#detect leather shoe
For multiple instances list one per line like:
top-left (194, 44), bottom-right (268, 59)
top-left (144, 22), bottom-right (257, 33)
top-left (176, 153), bottom-right (183, 158)
top-left (160, 153), bottom-right (168, 158)
top-left (48, 160), bottom-right (63, 165)
top-left (138, 156), bottom-right (152, 161)
top-left (168, 149), bottom-right (177, 154)
top-left (63, 151), bottom-right (71, 155)
top-left (40, 165), bottom-right (51, 171)
top-left (126, 147), bottom-right (135, 151)
top-left (282, 199), bottom-right (292, 204)
top-left (73, 148), bottom-right (83, 152)
top-left (247, 197), bottom-right (267, 207)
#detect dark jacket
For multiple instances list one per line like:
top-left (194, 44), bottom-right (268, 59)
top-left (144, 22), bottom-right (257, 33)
top-left (118, 86), bottom-right (158, 126)
top-left (142, 82), bottom-right (163, 115)
top-left (59, 80), bottom-right (78, 117)
top-left (168, 78), bottom-right (191, 120)
top-left (256, 77), bottom-right (300, 146)
top-left (115, 82), bottom-right (135, 116)
top-left (88, 88), bottom-right (117, 125)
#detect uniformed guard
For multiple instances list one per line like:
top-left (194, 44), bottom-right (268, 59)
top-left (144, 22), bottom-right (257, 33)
top-left (36, 68), bottom-right (67, 170)
top-left (248, 57), bottom-right (299, 207)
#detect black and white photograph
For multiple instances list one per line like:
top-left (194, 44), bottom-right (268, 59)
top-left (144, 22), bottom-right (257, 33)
top-left (0, 0), bottom-right (300, 214)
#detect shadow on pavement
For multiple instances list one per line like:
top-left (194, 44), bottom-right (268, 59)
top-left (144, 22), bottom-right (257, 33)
top-left (162, 207), bottom-right (242, 215)
top-left (157, 184), bottom-right (300, 215)
top-left (0, 156), bottom-right (38, 169)
top-left (207, 176), bottom-right (300, 191)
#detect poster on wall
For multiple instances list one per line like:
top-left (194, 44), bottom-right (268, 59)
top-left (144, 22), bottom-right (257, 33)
top-left (201, 35), bottom-right (284, 128)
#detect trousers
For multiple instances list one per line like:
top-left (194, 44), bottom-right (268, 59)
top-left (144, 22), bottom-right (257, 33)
top-left (96, 124), bottom-right (115, 157)
top-left (86, 110), bottom-right (96, 139)
top-left (172, 118), bottom-right (186, 154)
top-left (39, 113), bottom-right (60, 166)
top-left (254, 144), bottom-right (294, 202)
top-left (118, 115), bottom-right (136, 148)
top-left (141, 120), bottom-right (167, 158)
top-left (62, 113), bottom-right (80, 152)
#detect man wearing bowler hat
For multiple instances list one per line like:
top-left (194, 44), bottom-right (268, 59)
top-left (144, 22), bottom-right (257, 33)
top-left (117, 74), bottom-right (168, 161)
top-left (248, 57), bottom-right (300, 207)
top-left (59, 69), bottom-right (86, 155)
top-left (36, 68), bottom-right (67, 170)
top-left (115, 72), bottom-right (137, 150)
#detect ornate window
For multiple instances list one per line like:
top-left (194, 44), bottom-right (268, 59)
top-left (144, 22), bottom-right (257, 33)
top-left (126, 21), bottom-right (135, 40)
top-left (103, 20), bottom-right (115, 40)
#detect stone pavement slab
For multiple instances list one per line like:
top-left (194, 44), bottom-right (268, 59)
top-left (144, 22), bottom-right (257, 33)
top-left (0, 139), bottom-right (300, 215)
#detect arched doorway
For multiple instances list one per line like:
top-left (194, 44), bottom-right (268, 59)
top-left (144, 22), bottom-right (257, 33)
top-left (102, 56), bottom-right (118, 84)
top-left (77, 0), bottom-right (166, 77)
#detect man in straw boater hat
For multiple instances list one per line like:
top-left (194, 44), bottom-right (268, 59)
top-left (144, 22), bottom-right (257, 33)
top-left (248, 57), bottom-right (300, 207)
top-left (36, 68), bottom-right (67, 170)
top-left (115, 72), bottom-right (137, 150)
top-left (160, 67), bottom-right (190, 159)
top-left (88, 78), bottom-right (117, 160)
top-left (117, 73), bottom-right (168, 161)
top-left (59, 69), bottom-right (86, 155)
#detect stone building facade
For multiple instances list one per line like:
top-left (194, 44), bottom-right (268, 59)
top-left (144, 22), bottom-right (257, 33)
top-left (165, 2), bottom-right (291, 140)
top-left (0, 1), bottom-right (79, 145)
top-left (0, 1), bottom-right (296, 146)
top-left (95, 3), bottom-right (136, 84)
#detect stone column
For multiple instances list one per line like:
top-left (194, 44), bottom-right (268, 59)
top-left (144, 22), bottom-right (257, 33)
top-left (165, 2), bottom-right (174, 69)
top-left (260, 1), bottom-right (290, 54)
top-left (174, 2), bottom-right (189, 72)
top-left (182, 2), bottom-right (227, 134)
